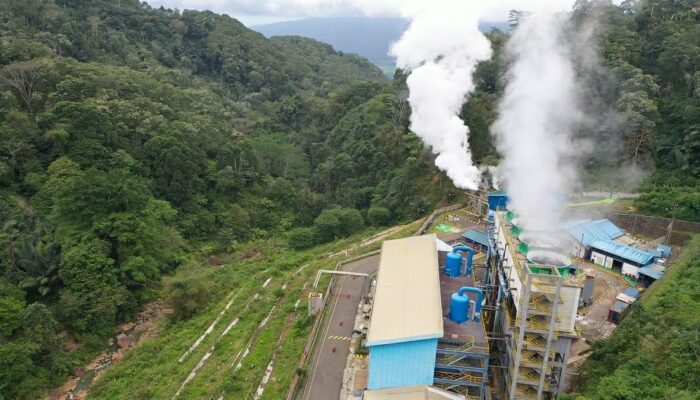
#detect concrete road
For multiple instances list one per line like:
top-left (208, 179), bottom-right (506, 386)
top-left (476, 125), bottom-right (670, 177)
top-left (299, 255), bottom-right (380, 400)
top-left (576, 261), bottom-right (628, 340)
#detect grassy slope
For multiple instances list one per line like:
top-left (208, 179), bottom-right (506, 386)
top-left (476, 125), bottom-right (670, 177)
top-left (88, 221), bottom-right (421, 399)
top-left (570, 235), bottom-right (700, 400)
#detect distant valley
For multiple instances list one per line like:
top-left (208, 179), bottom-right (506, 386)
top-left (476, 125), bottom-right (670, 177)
top-left (253, 17), bottom-right (509, 74)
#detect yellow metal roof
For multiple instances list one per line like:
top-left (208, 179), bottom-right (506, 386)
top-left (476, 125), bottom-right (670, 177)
top-left (367, 234), bottom-right (443, 346)
top-left (363, 385), bottom-right (464, 400)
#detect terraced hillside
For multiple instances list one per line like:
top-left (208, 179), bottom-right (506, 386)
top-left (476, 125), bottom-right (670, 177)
top-left (87, 223), bottom-right (420, 399)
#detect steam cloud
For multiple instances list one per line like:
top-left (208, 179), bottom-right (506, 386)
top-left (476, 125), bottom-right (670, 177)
top-left (492, 10), bottom-right (583, 232)
top-left (391, 3), bottom-right (492, 190)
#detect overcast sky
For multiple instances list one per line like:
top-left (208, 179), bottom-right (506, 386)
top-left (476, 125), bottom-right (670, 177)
top-left (146, 0), bottom-right (581, 26)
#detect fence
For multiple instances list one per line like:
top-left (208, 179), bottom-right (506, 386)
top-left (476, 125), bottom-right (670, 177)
top-left (608, 212), bottom-right (700, 246)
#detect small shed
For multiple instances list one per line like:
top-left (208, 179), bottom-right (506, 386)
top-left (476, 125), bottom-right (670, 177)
top-left (487, 190), bottom-right (508, 211)
top-left (608, 300), bottom-right (630, 324)
top-left (462, 229), bottom-right (489, 252)
top-left (638, 263), bottom-right (665, 287)
top-left (656, 244), bottom-right (672, 258)
top-left (616, 287), bottom-right (641, 304)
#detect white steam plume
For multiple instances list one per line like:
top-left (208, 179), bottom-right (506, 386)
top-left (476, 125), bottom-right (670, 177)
top-left (492, 10), bottom-right (583, 232)
top-left (390, 2), bottom-right (492, 190)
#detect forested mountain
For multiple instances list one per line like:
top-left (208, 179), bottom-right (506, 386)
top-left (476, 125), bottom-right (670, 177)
top-left (0, 0), bottom-right (698, 398)
top-left (0, 2), bottom-right (463, 397)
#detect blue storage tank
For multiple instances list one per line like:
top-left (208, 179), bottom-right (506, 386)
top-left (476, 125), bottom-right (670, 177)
top-left (445, 252), bottom-right (462, 277)
top-left (449, 292), bottom-right (470, 323)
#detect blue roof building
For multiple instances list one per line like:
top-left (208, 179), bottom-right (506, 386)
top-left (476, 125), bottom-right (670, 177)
top-left (463, 229), bottom-right (489, 251)
top-left (588, 238), bottom-right (655, 267)
top-left (638, 263), bottom-right (665, 283)
top-left (562, 219), bottom-right (624, 246)
top-left (563, 219), bottom-right (659, 278)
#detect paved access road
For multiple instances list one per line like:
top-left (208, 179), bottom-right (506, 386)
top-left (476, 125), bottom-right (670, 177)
top-left (299, 255), bottom-right (380, 400)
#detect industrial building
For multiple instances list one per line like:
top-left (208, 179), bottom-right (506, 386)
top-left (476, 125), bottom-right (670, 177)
top-left (491, 211), bottom-right (582, 400)
top-left (365, 234), bottom-right (491, 399)
top-left (562, 219), bottom-right (664, 282)
top-left (366, 235), bottom-right (444, 390)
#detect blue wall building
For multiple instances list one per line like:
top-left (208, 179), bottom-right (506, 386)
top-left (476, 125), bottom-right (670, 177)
top-left (366, 235), bottom-right (444, 390)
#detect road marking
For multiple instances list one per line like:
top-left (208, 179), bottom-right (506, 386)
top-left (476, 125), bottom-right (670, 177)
top-left (328, 335), bottom-right (352, 341)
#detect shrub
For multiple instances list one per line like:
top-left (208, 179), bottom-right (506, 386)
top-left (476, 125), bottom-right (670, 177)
top-left (313, 207), bottom-right (365, 243)
top-left (162, 272), bottom-right (213, 322)
top-left (367, 206), bottom-right (391, 226)
top-left (313, 210), bottom-right (342, 242)
top-left (287, 227), bottom-right (317, 249)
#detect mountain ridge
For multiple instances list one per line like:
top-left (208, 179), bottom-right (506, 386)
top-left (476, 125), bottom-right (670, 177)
top-left (253, 16), bottom-right (510, 68)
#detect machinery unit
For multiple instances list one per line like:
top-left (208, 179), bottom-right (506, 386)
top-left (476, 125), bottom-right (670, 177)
top-left (449, 287), bottom-right (484, 323)
top-left (445, 246), bottom-right (476, 278)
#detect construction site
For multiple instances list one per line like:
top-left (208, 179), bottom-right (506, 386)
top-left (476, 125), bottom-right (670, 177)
top-left (299, 191), bottom-right (677, 400)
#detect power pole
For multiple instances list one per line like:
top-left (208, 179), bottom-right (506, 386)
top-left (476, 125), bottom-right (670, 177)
top-left (665, 203), bottom-right (677, 245)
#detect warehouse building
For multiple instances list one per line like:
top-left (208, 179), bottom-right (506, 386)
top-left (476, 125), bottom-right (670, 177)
top-left (366, 235), bottom-right (444, 390)
top-left (366, 234), bottom-right (491, 399)
top-left (562, 219), bottom-right (657, 277)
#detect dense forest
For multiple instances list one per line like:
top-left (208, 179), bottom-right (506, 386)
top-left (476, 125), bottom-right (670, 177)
top-left (0, 0), bottom-right (697, 398)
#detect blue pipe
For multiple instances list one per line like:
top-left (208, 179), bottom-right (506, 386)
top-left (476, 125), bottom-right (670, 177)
top-left (451, 245), bottom-right (475, 277)
top-left (458, 287), bottom-right (484, 322)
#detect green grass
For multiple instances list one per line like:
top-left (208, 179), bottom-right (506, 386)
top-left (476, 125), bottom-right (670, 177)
top-left (87, 224), bottom-right (416, 400)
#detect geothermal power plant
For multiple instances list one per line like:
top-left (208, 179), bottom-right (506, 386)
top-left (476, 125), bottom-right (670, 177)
top-left (303, 191), bottom-right (670, 400)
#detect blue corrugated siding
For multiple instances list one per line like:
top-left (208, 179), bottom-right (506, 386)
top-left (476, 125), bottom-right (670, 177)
top-left (368, 339), bottom-right (437, 390)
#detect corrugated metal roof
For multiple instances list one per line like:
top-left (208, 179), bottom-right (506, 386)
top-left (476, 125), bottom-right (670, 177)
top-left (622, 287), bottom-right (641, 298)
top-left (589, 238), bottom-right (655, 266)
top-left (367, 235), bottom-right (443, 346)
top-left (594, 219), bottom-right (624, 239)
top-left (611, 300), bottom-right (629, 313)
top-left (364, 385), bottom-right (464, 400)
top-left (562, 219), bottom-right (625, 245)
top-left (463, 229), bottom-right (489, 247)
top-left (639, 264), bottom-right (665, 280)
